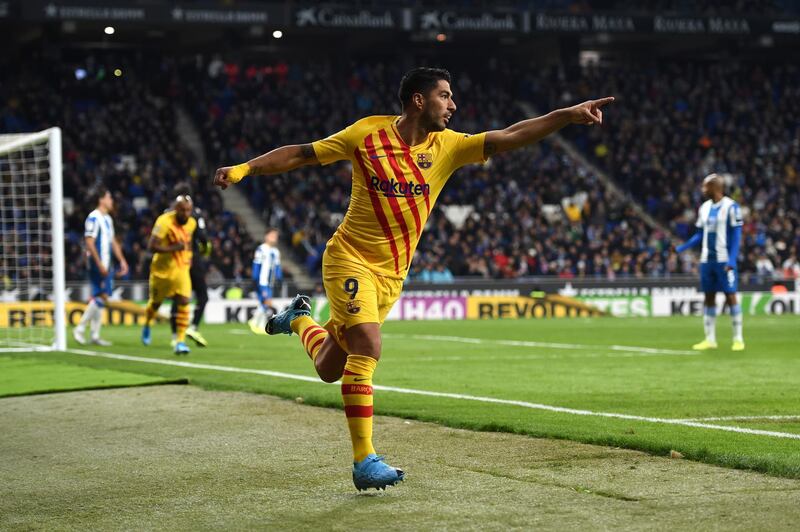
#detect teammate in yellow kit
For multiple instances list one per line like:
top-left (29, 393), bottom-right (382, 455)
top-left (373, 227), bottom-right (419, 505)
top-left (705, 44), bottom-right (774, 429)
top-left (141, 195), bottom-right (197, 355)
top-left (213, 68), bottom-right (613, 490)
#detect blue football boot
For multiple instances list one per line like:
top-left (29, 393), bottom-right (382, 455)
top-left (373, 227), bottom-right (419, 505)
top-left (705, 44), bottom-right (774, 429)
top-left (266, 294), bottom-right (311, 335)
top-left (174, 341), bottom-right (190, 355)
top-left (352, 454), bottom-right (405, 491)
top-left (141, 324), bottom-right (151, 346)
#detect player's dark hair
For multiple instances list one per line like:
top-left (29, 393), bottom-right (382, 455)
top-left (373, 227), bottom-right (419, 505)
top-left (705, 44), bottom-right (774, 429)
top-left (398, 67), bottom-right (452, 109)
top-left (266, 227), bottom-right (279, 235)
top-left (89, 184), bottom-right (109, 206)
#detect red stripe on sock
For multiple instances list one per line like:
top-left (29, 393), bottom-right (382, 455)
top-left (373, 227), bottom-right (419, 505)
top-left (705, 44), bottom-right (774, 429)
top-left (344, 405), bottom-right (373, 418)
top-left (301, 325), bottom-right (324, 344)
top-left (343, 370), bottom-right (357, 376)
top-left (341, 384), bottom-right (373, 395)
top-left (303, 328), bottom-right (326, 349)
top-left (307, 336), bottom-right (325, 356)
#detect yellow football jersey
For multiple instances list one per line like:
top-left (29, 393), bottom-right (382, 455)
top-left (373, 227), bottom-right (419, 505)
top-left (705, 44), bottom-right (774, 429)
top-left (313, 115), bottom-right (486, 279)
top-left (149, 211), bottom-right (197, 278)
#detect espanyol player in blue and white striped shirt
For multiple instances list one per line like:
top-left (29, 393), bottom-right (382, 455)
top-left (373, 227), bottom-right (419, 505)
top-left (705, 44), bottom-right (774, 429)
top-left (249, 228), bottom-right (283, 334)
top-left (73, 185), bottom-right (129, 346)
top-left (676, 174), bottom-right (744, 351)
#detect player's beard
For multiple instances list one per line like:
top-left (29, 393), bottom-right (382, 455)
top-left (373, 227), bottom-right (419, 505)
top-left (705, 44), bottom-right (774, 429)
top-left (424, 107), bottom-right (447, 132)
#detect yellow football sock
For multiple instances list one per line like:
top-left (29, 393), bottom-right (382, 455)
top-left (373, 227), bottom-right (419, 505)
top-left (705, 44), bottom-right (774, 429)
top-left (341, 354), bottom-right (377, 462)
top-left (175, 304), bottom-right (190, 342)
top-left (292, 315), bottom-right (328, 361)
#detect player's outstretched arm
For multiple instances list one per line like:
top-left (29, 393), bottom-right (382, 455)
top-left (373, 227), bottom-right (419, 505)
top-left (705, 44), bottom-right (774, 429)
top-left (213, 144), bottom-right (319, 190)
top-left (675, 230), bottom-right (704, 253)
top-left (482, 97), bottom-right (615, 157)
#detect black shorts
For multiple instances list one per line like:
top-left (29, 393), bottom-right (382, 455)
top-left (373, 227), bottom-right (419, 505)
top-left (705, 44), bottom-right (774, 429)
top-left (190, 262), bottom-right (207, 295)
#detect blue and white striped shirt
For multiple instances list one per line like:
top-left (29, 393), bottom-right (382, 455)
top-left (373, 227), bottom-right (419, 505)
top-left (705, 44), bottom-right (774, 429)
top-left (84, 209), bottom-right (115, 270)
top-left (695, 196), bottom-right (743, 264)
top-left (253, 244), bottom-right (281, 288)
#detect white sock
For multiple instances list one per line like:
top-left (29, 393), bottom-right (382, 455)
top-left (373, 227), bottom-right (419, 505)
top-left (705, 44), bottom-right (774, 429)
top-left (77, 299), bottom-right (98, 331)
top-left (90, 300), bottom-right (105, 339)
top-left (703, 307), bottom-right (717, 343)
top-left (731, 304), bottom-right (743, 342)
top-left (252, 308), bottom-right (264, 325)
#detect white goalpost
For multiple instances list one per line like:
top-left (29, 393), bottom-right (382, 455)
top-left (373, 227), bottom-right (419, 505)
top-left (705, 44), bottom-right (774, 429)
top-left (0, 127), bottom-right (66, 352)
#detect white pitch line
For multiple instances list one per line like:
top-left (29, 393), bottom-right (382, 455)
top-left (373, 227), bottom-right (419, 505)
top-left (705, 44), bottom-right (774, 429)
top-left (383, 333), bottom-right (698, 357)
top-left (407, 351), bottom-right (690, 362)
top-left (679, 415), bottom-right (800, 422)
top-left (63, 348), bottom-right (800, 441)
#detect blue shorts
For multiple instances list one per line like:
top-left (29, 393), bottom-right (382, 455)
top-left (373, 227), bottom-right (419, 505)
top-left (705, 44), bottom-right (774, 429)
top-left (258, 285), bottom-right (273, 302)
top-left (700, 262), bottom-right (737, 294)
top-left (88, 265), bottom-right (113, 298)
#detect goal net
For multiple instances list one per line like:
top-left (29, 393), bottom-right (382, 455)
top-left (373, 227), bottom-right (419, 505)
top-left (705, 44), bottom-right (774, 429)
top-left (0, 128), bottom-right (66, 351)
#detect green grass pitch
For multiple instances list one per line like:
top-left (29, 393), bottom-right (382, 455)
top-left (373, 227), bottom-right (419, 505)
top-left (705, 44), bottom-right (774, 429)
top-left (7, 314), bottom-right (800, 478)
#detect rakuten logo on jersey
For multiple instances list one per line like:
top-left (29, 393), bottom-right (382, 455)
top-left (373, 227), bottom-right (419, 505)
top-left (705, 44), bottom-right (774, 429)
top-left (370, 176), bottom-right (430, 198)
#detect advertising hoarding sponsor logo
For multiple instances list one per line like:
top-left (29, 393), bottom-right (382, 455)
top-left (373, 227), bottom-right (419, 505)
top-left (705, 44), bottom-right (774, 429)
top-left (204, 298), bottom-right (330, 324)
top-left (396, 297), bottom-right (467, 320)
top-left (534, 13), bottom-right (636, 32)
top-left (653, 16), bottom-right (751, 34)
top-left (772, 20), bottom-right (800, 34)
top-left (0, 301), bottom-right (154, 327)
top-left (296, 6), bottom-right (396, 28)
top-left (652, 292), bottom-right (800, 316)
top-left (466, 295), bottom-right (604, 320)
top-left (41, 2), bottom-right (146, 21)
top-left (575, 296), bottom-right (652, 317)
top-left (171, 6), bottom-right (270, 24)
top-left (419, 10), bottom-right (519, 31)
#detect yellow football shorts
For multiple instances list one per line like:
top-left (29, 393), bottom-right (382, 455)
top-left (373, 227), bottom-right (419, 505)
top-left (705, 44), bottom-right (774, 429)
top-left (148, 270), bottom-right (191, 304)
top-left (322, 253), bottom-right (403, 335)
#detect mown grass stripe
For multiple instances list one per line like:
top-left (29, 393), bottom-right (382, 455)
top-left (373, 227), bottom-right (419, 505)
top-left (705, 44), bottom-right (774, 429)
top-left (65, 348), bottom-right (800, 441)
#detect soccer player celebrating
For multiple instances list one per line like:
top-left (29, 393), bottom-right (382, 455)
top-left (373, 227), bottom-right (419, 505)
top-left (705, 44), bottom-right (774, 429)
top-left (248, 228), bottom-right (283, 335)
top-left (141, 195), bottom-right (197, 355)
top-left (213, 68), bottom-right (613, 490)
top-left (676, 174), bottom-right (744, 351)
top-left (73, 185), bottom-right (128, 346)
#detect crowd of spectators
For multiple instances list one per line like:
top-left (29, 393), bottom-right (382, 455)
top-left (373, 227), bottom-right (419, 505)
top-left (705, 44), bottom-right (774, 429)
top-left (1, 52), bottom-right (257, 283)
top-left (188, 55), bottom-right (757, 281)
top-left (2, 50), bottom-right (797, 284)
top-left (538, 60), bottom-right (800, 281)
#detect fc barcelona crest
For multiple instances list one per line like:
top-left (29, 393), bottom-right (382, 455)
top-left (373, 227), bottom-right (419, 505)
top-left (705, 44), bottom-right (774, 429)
top-left (346, 300), bottom-right (361, 314)
top-left (416, 153), bottom-right (433, 169)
